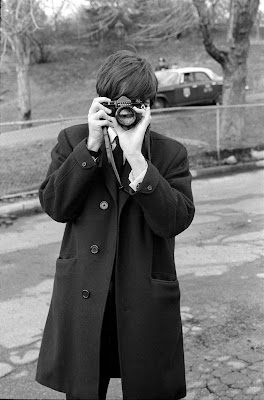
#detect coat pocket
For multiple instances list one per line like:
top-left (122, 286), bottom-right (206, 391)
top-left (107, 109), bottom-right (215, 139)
top-left (151, 276), bottom-right (180, 307)
top-left (151, 271), bottom-right (177, 282)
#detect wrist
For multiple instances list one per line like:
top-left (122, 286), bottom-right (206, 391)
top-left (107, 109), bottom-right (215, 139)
top-left (87, 136), bottom-right (102, 152)
top-left (87, 147), bottom-right (101, 164)
top-left (126, 153), bottom-right (146, 177)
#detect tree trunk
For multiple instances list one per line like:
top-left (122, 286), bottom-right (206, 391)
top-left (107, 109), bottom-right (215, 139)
top-left (13, 34), bottom-right (32, 123)
top-left (220, 0), bottom-right (253, 148)
top-left (221, 30), bottom-right (249, 148)
top-left (220, 69), bottom-right (246, 149)
top-left (193, 0), bottom-right (260, 149)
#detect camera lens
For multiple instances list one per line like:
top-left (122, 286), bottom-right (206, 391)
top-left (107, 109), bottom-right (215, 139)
top-left (115, 105), bottom-right (136, 128)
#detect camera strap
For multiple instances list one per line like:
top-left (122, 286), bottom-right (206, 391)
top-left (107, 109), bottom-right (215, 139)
top-left (103, 127), bottom-right (124, 189)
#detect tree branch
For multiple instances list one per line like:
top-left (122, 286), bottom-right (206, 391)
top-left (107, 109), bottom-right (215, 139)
top-left (231, 0), bottom-right (260, 42)
top-left (30, 0), bottom-right (42, 31)
top-left (193, 0), bottom-right (228, 66)
top-left (0, 34), bottom-right (8, 66)
top-left (129, 2), bottom-right (196, 43)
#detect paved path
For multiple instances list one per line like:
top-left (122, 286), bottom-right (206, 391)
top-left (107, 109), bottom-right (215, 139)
top-left (0, 170), bottom-right (263, 399)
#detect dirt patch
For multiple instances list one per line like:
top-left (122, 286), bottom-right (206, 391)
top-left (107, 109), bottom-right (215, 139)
top-left (188, 145), bottom-right (264, 169)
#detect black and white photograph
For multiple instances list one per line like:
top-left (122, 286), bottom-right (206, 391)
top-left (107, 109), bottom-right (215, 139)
top-left (0, 1), bottom-right (263, 399)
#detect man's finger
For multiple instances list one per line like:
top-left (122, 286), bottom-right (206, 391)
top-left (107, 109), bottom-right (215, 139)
top-left (92, 96), bottom-right (112, 103)
top-left (95, 110), bottom-right (112, 120)
top-left (89, 98), bottom-right (112, 114)
top-left (97, 120), bottom-right (114, 128)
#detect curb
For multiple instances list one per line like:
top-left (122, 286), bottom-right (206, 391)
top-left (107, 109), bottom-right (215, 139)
top-left (191, 159), bottom-right (264, 179)
top-left (0, 198), bottom-right (41, 218)
top-left (0, 161), bottom-right (264, 218)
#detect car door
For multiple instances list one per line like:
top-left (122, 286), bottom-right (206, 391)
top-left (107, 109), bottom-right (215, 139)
top-left (193, 71), bottom-right (214, 104)
top-left (163, 72), bottom-right (182, 106)
top-left (176, 72), bottom-right (197, 105)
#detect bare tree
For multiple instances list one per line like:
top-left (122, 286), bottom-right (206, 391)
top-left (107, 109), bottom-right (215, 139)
top-left (78, 0), bottom-right (138, 42)
top-left (1, 0), bottom-right (45, 122)
top-left (42, 0), bottom-right (74, 35)
top-left (129, 0), bottom-right (197, 44)
top-left (206, 0), bottom-right (230, 27)
top-left (1, 0), bottom-right (74, 122)
top-left (193, 0), bottom-right (260, 147)
top-left (253, 8), bottom-right (264, 40)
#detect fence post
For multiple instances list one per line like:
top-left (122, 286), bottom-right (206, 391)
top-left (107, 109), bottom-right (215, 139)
top-left (216, 103), bottom-right (221, 160)
top-left (59, 114), bottom-right (64, 129)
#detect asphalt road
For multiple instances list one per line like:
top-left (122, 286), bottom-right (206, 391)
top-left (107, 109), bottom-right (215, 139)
top-left (0, 170), bottom-right (263, 400)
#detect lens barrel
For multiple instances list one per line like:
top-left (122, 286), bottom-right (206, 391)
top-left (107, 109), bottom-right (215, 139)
top-left (115, 105), bottom-right (137, 128)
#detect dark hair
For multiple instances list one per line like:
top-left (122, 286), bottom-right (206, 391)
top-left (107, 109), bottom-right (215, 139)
top-left (96, 50), bottom-right (158, 106)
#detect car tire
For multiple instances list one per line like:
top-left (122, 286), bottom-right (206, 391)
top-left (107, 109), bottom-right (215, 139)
top-left (153, 98), bottom-right (166, 109)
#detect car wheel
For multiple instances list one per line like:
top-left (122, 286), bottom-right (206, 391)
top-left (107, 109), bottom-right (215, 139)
top-left (215, 93), bottom-right (222, 105)
top-left (153, 98), bottom-right (166, 109)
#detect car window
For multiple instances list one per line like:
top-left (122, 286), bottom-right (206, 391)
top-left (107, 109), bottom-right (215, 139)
top-left (194, 72), bottom-right (211, 82)
top-left (183, 73), bottom-right (195, 83)
top-left (155, 70), bottom-right (179, 86)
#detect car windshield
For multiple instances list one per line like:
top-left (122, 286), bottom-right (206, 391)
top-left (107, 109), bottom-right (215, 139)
top-left (155, 70), bottom-right (180, 86)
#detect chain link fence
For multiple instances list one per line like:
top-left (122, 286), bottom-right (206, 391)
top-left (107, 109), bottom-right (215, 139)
top-left (0, 104), bottom-right (264, 199)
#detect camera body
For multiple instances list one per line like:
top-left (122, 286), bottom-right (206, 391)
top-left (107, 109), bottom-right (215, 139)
top-left (103, 98), bottom-right (145, 128)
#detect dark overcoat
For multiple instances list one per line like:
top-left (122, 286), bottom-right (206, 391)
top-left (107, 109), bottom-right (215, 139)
top-left (36, 124), bottom-right (195, 399)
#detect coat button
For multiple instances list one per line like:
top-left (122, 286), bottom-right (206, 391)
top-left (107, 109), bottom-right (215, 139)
top-left (90, 244), bottom-right (99, 254)
top-left (82, 290), bottom-right (90, 299)
top-left (82, 161), bottom-right (87, 167)
top-left (147, 185), bottom-right (153, 191)
top-left (100, 201), bottom-right (108, 210)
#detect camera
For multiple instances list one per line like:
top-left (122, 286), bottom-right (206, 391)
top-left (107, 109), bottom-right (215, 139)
top-left (103, 98), bottom-right (145, 128)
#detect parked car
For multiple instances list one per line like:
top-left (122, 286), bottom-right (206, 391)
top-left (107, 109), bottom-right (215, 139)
top-left (153, 67), bottom-right (223, 108)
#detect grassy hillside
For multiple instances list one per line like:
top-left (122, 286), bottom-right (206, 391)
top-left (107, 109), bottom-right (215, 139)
top-left (1, 36), bottom-right (264, 124)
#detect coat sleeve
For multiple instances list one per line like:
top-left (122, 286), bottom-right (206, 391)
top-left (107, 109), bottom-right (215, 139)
top-left (130, 144), bottom-right (195, 238)
top-left (39, 129), bottom-right (99, 222)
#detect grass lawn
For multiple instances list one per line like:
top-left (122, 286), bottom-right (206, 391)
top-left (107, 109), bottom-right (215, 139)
top-left (0, 139), bottom-right (55, 197)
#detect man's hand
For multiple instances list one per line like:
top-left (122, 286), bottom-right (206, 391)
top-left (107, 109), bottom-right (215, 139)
top-left (87, 97), bottom-right (114, 151)
top-left (111, 105), bottom-right (151, 176)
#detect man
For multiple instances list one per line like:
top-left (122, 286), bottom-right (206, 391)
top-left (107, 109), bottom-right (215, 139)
top-left (155, 57), bottom-right (169, 71)
top-left (36, 50), bottom-right (195, 400)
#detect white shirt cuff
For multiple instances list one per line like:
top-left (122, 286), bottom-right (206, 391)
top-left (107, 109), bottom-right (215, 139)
top-left (129, 162), bottom-right (148, 192)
